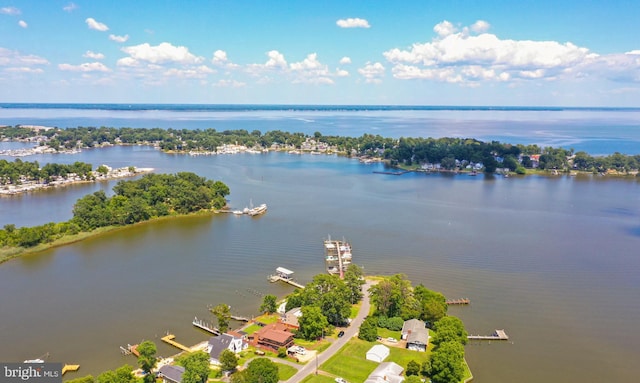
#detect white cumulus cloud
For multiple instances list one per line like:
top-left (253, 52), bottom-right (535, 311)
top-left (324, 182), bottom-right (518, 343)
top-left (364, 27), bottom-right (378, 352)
top-left (86, 17), bottom-right (109, 32)
top-left (63, 2), bottom-right (77, 12)
top-left (211, 50), bottom-right (239, 69)
top-left (5, 67), bottom-right (43, 74)
top-left (384, 20), bottom-right (602, 85)
top-left (336, 18), bottom-right (370, 29)
top-left (0, 6), bottom-right (20, 15)
top-left (358, 62), bottom-right (385, 83)
top-left (339, 57), bottom-right (352, 65)
top-left (18, 20), bottom-right (27, 28)
top-left (109, 34), bottom-right (129, 43)
top-left (83, 51), bottom-right (105, 60)
top-left (164, 65), bottom-right (214, 78)
top-left (213, 79), bottom-right (246, 88)
top-left (121, 42), bottom-right (203, 65)
top-left (470, 20), bottom-right (490, 33)
top-left (58, 62), bottom-right (110, 72)
top-left (0, 47), bottom-right (49, 66)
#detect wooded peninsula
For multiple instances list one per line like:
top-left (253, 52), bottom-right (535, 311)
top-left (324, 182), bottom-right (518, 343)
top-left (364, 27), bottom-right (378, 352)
top-left (2, 125), bottom-right (639, 175)
top-left (0, 172), bottom-right (230, 263)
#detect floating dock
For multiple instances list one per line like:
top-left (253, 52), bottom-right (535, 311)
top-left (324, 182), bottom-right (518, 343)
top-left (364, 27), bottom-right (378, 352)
top-left (268, 267), bottom-right (305, 289)
top-left (446, 298), bottom-right (471, 305)
top-left (192, 316), bottom-right (220, 335)
top-left (161, 333), bottom-right (191, 352)
top-left (467, 329), bottom-right (509, 340)
top-left (62, 364), bottom-right (80, 375)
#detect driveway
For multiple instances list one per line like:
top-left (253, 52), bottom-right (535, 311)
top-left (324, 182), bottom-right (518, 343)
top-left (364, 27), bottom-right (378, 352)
top-left (284, 279), bottom-right (375, 383)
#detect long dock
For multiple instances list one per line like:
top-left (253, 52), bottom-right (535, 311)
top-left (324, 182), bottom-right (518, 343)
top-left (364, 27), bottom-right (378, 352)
top-left (467, 329), bottom-right (509, 340)
top-left (269, 275), bottom-right (305, 289)
top-left (192, 316), bottom-right (220, 335)
top-left (446, 298), bottom-right (470, 305)
top-left (161, 333), bottom-right (192, 352)
top-left (231, 315), bottom-right (250, 322)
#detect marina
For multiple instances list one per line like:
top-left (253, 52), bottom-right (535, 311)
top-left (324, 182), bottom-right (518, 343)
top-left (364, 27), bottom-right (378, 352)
top-left (324, 236), bottom-right (352, 278)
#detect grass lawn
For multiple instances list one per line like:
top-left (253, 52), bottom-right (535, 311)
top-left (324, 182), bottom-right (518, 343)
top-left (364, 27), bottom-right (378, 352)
top-left (300, 374), bottom-right (336, 383)
top-left (349, 303), bottom-right (361, 319)
top-left (253, 314), bottom-right (279, 324)
top-left (320, 339), bottom-right (379, 383)
top-left (242, 324), bottom-right (262, 335)
top-left (376, 328), bottom-right (402, 340)
top-left (387, 345), bottom-right (430, 368)
top-left (277, 363), bottom-right (298, 381)
top-left (295, 338), bottom-right (331, 352)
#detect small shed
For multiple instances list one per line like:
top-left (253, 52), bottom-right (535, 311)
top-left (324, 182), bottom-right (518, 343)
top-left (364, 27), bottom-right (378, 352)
top-left (366, 344), bottom-right (390, 363)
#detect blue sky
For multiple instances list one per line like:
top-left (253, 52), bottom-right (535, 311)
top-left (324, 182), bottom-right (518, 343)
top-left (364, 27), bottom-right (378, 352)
top-left (1, 0), bottom-right (639, 106)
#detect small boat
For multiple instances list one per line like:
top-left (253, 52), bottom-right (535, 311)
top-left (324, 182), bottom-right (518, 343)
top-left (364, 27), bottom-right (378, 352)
top-left (233, 210), bottom-right (244, 215)
top-left (248, 203), bottom-right (267, 216)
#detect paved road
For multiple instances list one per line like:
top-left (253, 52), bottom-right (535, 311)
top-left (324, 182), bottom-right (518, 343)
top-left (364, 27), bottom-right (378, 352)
top-left (285, 280), bottom-right (375, 383)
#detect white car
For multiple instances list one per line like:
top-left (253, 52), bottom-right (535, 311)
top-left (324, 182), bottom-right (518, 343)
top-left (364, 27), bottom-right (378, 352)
top-left (335, 378), bottom-right (347, 383)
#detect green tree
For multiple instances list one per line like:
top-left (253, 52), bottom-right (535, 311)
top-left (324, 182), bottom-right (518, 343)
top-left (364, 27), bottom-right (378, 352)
top-left (245, 358), bottom-right (279, 383)
top-left (136, 340), bottom-right (157, 383)
top-left (406, 360), bottom-right (421, 376)
top-left (277, 347), bottom-right (287, 358)
top-left (260, 294), bottom-right (277, 314)
top-left (218, 349), bottom-right (238, 371)
top-left (181, 351), bottom-right (210, 383)
top-left (297, 306), bottom-right (329, 340)
top-left (431, 316), bottom-right (468, 347)
top-left (358, 316), bottom-right (378, 342)
top-left (96, 365), bottom-right (135, 383)
top-left (424, 341), bottom-right (465, 383)
top-left (343, 264), bottom-right (365, 304)
top-left (404, 375), bottom-right (422, 383)
top-left (96, 165), bottom-right (109, 175)
top-left (211, 303), bottom-right (232, 333)
top-left (219, 349), bottom-right (238, 372)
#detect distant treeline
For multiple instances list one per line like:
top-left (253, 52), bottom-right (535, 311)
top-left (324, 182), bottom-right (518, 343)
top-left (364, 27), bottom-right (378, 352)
top-left (0, 159), bottom-right (96, 185)
top-left (2, 125), bottom-right (640, 173)
top-left (0, 172), bottom-right (229, 249)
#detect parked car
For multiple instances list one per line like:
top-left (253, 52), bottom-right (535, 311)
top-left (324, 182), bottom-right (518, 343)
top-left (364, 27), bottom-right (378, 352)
top-left (337, 330), bottom-right (345, 338)
top-left (335, 378), bottom-right (347, 383)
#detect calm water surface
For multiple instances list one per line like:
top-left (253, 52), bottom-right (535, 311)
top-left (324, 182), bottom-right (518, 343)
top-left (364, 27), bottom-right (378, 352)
top-left (1, 115), bottom-right (640, 382)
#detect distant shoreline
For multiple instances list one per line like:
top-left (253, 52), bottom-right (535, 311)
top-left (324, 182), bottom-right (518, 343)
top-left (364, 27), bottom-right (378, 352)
top-left (0, 166), bottom-right (154, 196)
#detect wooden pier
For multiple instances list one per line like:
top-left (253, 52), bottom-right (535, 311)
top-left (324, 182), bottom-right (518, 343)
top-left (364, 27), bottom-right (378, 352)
top-left (120, 344), bottom-right (139, 357)
top-left (446, 298), bottom-right (471, 305)
top-left (161, 333), bottom-right (192, 352)
top-left (268, 267), bottom-right (305, 289)
top-left (231, 315), bottom-right (250, 322)
top-left (193, 316), bottom-right (220, 335)
top-left (467, 329), bottom-right (509, 341)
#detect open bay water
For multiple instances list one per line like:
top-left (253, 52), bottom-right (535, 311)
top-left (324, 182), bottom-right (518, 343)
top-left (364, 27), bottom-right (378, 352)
top-left (1, 106), bottom-right (640, 382)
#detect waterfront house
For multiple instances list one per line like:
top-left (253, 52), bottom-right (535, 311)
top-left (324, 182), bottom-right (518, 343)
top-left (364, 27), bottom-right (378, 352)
top-left (157, 365), bottom-right (185, 383)
top-left (401, 319), bottom-right (429, 352)
top-left (207, 333), bottom-right (247, 365)
top-left (249, 322), bottom-right (295, 351)
top-left (366, 344), bottom-right (390, 363)
top-left (364, 362), bottom-right (404, 383)
top-left (280, 307), bottom-right (303, 329)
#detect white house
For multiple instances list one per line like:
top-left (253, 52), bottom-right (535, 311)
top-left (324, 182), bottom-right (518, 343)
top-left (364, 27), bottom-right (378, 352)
top-left (207, 333), bottom-right (247, 365)
top-left (366, 344), bottom-right (390, 363)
